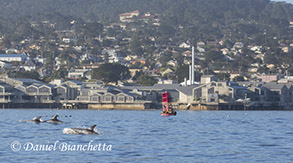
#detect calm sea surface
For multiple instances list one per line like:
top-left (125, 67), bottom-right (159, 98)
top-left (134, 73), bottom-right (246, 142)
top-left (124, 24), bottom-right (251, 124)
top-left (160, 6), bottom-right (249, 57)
top-left (1, 109), bottom-right (293, 163)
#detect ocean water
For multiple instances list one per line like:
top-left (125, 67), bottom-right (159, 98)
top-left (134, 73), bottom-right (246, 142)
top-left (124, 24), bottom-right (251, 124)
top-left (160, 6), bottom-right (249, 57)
top-left (1, 109), bottom-right (293, 163)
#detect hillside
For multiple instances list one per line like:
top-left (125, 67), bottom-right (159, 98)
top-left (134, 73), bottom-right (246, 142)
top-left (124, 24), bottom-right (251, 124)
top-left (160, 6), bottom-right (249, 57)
top-left (0, 0), bottom-right (292, 22)
top-left (0, 0), bottom-right (291, 42)
top-left (0, 0), bottom-right (292, 82)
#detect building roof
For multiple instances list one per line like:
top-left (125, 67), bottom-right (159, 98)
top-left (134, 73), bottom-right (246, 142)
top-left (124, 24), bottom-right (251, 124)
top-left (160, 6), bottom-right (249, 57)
top-left (65, 80), bottom-right (83, 85)
top-left (119, 10), bottom-right (139, 16)
top-left (262, 83), bottom-right (286, 90)
top-left (0, 54), bottom-right (26, 57)
top-left (176, 85), bottom-right (200, 96)
top-left (286, 84), bottom-right (293, 89)
top-left (121, 84), bottom-right (199, 93)
top-left (12, 78), bottom-right (54, 88)
top-left (201, 75), bottom-right (216, 78)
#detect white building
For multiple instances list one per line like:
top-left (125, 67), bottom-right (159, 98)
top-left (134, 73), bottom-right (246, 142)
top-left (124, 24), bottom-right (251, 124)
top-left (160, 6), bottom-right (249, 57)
top-left (62, 38), bottom-right (76, 43)
top-left (179, 42), bottom-right (191, 48)
top-left (0, 54), bottom-right (27, 62)
top-left (102, 49), bottom-right (124, 63)
top-left (68, 69), bottom-right (89, 79)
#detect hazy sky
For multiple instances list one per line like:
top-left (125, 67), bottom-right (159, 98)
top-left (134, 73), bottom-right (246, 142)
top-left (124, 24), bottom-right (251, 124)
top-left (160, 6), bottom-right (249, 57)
top-left (273, 0), bottom-right (293, 3)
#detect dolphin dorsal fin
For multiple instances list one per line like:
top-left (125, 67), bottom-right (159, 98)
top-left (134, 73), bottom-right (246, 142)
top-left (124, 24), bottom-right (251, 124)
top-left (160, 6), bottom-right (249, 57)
top-left (52, 114), bottom-right (58, 120)
top-left (88, 125), bottom-right (97, 131)
top-left (33, 116), bottom-right (41, 120)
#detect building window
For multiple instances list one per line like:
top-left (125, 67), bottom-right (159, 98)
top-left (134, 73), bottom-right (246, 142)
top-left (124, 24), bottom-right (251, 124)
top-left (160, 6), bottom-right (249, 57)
top-left (27, 87), bottom-right (37, 93)
top-left (39, 87), bottom-right (50, 93)
top-left (105, 97), bottom-right (112, 101)
top-left (127, 97), bottom-right (133, 101)
top-left (41, 96), bottom-right (49, 101)
top-left (117, 96), bottom-right (125, 101)
top-left (57, 88), bottom-right (65, 95)
top-left (208, 88), bottom-right (214, 94)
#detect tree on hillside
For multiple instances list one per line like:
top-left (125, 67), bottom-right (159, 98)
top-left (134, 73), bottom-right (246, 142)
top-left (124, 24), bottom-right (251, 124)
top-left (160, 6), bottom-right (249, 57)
top-left (79, 22), bottom-right (103, 38)
top-left (175, 64), bottom-right (189, 83)
top-left (9, 71), bottom-right (40, 80)
top-left (205, 50), bottom-right (224, 63)
top-left (92, 63), bottom-right (130, 84)
top-left (137, 74), bottom-right (157, 86)
top-left (129, 31), bottom-right (143, 56)
top-left (159, 50), bottom-right (172, 67)
top-left (233, 76), bottom-right (245, 82)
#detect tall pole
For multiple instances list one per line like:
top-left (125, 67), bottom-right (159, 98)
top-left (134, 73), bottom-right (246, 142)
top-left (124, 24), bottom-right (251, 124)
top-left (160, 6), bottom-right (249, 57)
top-left (189, 65), bottom-right (192, 85)
top-left (191, 46), bottom-right (195, 84)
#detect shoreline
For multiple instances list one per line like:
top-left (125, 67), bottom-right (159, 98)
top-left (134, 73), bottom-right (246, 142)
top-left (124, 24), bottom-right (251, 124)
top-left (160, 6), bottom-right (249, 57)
top-left (2, 107), bottom-right (293, 111)
top-left (1, 102), bottom-right (292, 111)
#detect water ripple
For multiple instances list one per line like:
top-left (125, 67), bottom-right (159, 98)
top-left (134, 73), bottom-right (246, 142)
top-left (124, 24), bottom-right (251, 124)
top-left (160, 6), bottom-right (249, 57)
top-left (1, 110), bottom-right (293, 162)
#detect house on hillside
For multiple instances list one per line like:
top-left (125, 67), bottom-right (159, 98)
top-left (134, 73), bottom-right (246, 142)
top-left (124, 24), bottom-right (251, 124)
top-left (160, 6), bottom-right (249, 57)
top-left (119, 10), bottom-right (140, 23)
top-left (0, 54), bottom-right (27, 62)
top-left (68, 69), bottom-right (89, 80)
top-left (257, 74), bottom-right (281, 82)
top-left (179, 42), bottom-right (191, 49)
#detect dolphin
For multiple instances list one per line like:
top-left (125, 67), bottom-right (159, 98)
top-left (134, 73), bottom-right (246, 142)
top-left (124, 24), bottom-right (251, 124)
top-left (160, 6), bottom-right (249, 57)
top-left (19, 116), bottom-right (43, 123)
top-left (44, 114), bottom-right (63, 123)
top-left (63, 125), bottom-right (99, 135)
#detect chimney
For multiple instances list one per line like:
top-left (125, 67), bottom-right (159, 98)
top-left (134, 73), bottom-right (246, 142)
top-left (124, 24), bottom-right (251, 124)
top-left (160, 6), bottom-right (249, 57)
top-left (189, 65), bottom-right (192, 85)
top-left (191, 46), bottom-right (195, 84)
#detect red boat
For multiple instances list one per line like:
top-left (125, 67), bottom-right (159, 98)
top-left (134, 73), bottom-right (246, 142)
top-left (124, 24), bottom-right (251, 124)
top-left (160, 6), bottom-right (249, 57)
top-left (161, 92), bottom-right (177, 116)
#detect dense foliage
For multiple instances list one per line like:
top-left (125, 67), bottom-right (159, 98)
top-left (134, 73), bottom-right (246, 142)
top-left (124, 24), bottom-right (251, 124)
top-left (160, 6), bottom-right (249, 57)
top-left (137, 74), bottom-right (157, 86)
top-left (92, 63), bottom-right (130, 84)
top-left (0, 0), bottom-right (292, 81)
top-left (0, 0), bottom-right (292, 42)
top-left (8, 71), bottom-right (40, 80)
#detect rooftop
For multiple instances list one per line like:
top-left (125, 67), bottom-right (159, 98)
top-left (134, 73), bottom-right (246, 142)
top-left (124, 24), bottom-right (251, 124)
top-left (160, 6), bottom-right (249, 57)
top-left (0, 54), bottom-right (26, 57)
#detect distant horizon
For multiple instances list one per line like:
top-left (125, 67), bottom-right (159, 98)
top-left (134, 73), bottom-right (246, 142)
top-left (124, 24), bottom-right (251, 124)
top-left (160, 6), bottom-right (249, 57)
top-left (273, 0), bottom-right (293, 3)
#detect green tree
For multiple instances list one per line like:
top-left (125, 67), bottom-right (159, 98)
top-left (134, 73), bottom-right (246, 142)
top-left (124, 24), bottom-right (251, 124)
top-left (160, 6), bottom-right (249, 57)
top-left (92, 63), bottom-right (130, 84)
top-left (137, 74), bottom-right (157, 86)
top-left (159, 51), bottom-right (172, 67)
top-left (9, 71), bottom-right (40, 80)
top-left (79, 22), bottom-right (103, 38)
top-left (158, 23), bottom-right (175, 36)
top-left (129, 31), bottom-right (143, 56)
top-left (175, 64), bottom-right (189, 83)
top-left (233, 76), bottom-right (245, 82)
top-left (50, 68), bottom-right (67, 80)
top-left (217, 73), bottom-right (230, 81)
top-left (205, 50), bottom-right (223, 63)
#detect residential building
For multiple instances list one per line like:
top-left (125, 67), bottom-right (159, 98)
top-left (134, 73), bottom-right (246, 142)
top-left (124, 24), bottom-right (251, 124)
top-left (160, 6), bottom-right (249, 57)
top-left (68, 69), bottom-right (89, 79)
top-left (119, 10), bottom-right (140, 22)
top-left (0, 54), bottom-right (27, 62)
top-left (257, 74), bottom-right (281, 82)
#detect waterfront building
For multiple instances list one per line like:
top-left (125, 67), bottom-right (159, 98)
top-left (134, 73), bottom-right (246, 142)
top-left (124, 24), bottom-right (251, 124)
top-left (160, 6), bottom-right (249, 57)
top-left (0, 77), bottom-right (55, 103)
top-left (0, 82), bottom-right (24, 103)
